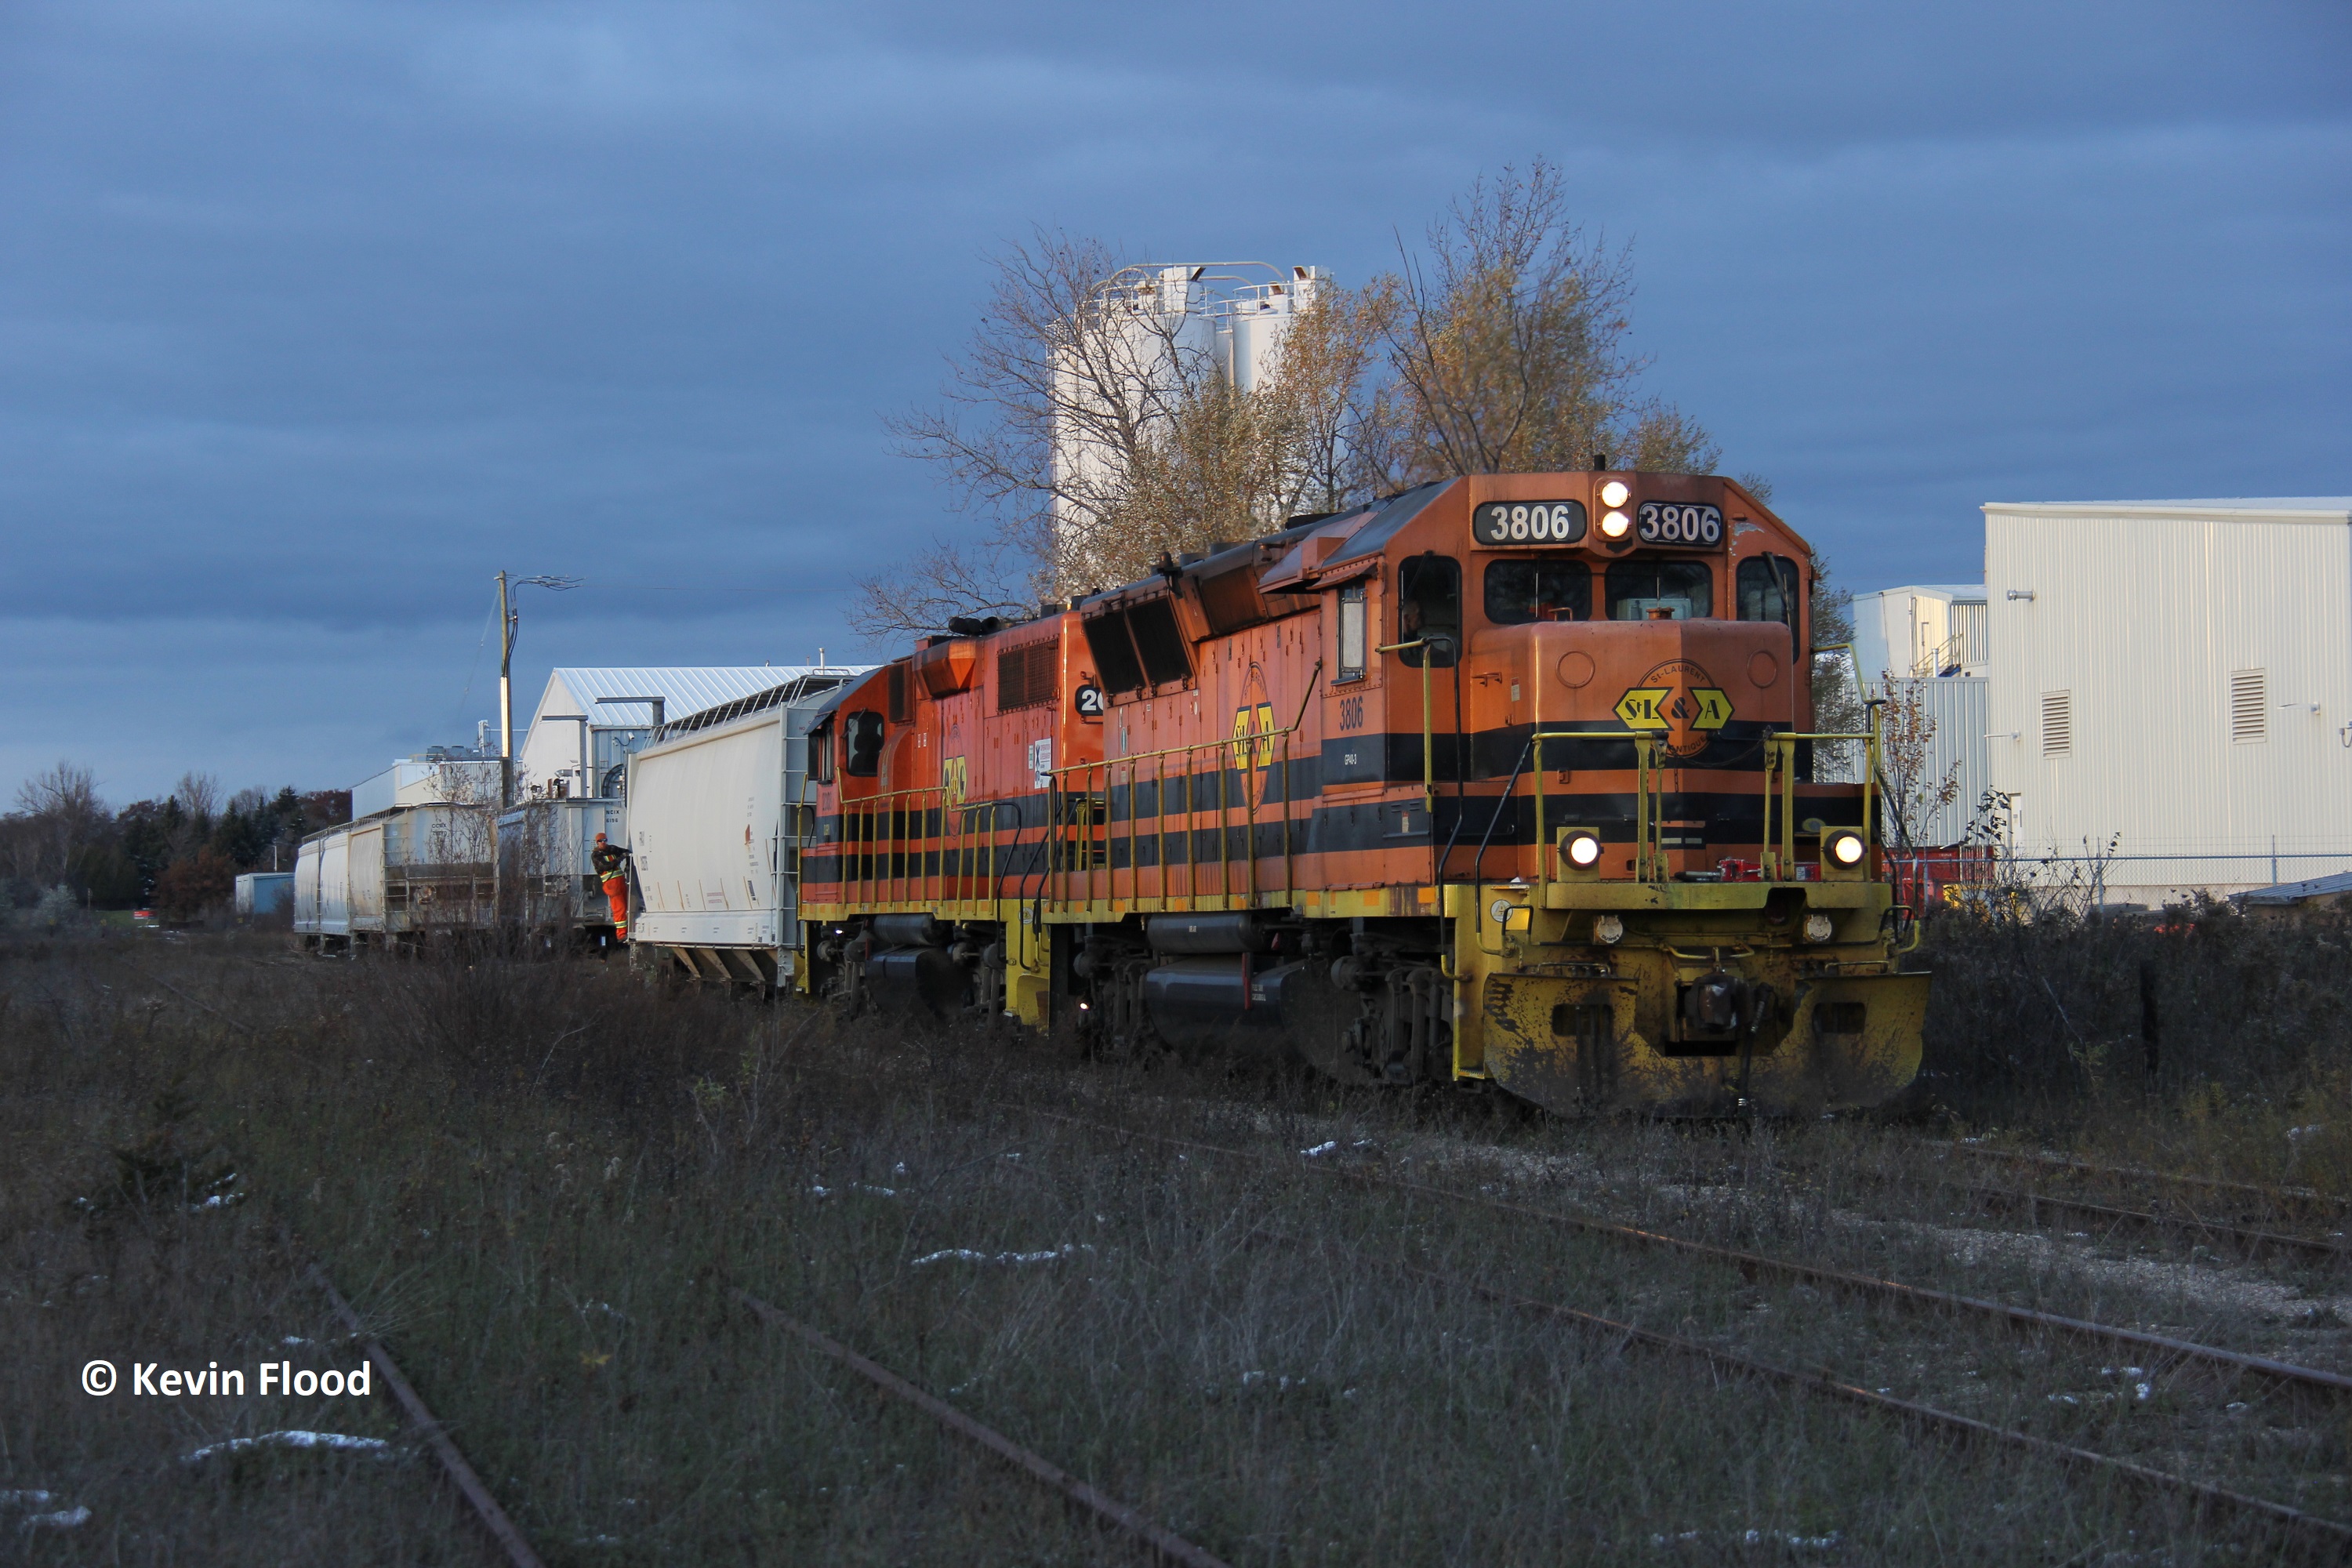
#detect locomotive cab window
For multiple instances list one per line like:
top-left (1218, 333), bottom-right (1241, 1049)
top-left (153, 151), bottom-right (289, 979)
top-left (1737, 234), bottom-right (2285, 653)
top-left (1484, 560), bottom-right (1593, 625)
top-left (1606, 558), bottom-right (1713, 620)
top-left (843, 710), bottom-right (884, 777)
top-left (1396, 553), bottom-right (1460, 667)
top-left (1337, 583), bottom-right (1367, 681)
top-left (1737, 554), bottom-right (1802, 654)
top-left (811, 721), bottom-right (835, 785)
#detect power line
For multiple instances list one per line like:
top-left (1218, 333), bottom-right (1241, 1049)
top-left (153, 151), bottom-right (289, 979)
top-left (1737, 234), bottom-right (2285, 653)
top-left (452, 588), bottom-right (499, 729)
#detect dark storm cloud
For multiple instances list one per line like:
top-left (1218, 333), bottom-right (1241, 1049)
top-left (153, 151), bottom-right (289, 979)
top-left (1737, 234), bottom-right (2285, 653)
top-left (1, 0), bottom-right (2345, 795)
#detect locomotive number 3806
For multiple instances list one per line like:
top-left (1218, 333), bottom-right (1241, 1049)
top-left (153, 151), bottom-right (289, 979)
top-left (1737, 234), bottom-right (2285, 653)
top-left (1472, 501), bottom-right (1588, 544)
top-left (1635, 502), bottom-right (1724, 545)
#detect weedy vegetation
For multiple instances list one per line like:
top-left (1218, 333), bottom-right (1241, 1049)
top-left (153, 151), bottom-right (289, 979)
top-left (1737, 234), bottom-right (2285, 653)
top-left (4, 902), bottom-right (2351, 1563)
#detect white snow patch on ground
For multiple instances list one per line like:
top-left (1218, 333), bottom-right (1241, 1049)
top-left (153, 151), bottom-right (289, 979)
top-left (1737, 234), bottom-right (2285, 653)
top-left (182, 1432), bottom-right (393, 1465)
top-left (911, 1243), bottom-right (1094, 1267)
top-left (1854, 1210), bottom-right (2352, 1327)
top-left (18, 1505), bottom-right (90, 1530)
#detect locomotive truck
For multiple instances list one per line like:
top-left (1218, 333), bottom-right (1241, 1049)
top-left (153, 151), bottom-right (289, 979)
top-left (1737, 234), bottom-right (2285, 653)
top-left (643, 470), bottom-right (1926, 1116)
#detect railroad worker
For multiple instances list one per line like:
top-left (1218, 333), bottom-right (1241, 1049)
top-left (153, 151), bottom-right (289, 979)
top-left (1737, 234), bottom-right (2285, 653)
top-left (591, 832), bottom-right (631, 940)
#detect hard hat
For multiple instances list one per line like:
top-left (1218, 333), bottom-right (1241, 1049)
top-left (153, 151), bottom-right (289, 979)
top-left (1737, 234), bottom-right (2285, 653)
top-left (594, 833), bottom-right (608, 841)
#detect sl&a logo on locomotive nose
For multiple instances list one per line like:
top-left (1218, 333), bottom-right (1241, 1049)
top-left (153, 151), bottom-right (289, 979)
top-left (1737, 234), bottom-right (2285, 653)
top-left (1613, 659), bottom-right (1732, 761)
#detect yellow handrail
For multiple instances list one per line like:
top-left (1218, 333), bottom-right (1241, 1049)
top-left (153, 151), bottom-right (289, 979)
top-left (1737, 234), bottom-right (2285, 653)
top-left (1374, 640), bottom-right (1437, 817)
top-left (1514, 723), bottom-right (1886, 891)
top-left (1045, 666), bottom-right (1320, 913)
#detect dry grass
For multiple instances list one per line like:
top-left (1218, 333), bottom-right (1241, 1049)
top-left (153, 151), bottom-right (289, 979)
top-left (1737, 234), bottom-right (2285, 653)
top-left (5, 920), bottom-right (2351, 1563)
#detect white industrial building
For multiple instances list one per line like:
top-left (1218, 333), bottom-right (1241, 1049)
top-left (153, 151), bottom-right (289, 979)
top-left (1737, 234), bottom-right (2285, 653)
top-left (1984, 497), bottom-right (2352, 906)
top-left (515, 668), bottom-right (842, 800)
top-left (1051, 261), bottom-right (1330, 584)
top-left (1853, 584), bottom-right (1987, 682)
top-left (1849, 586), bottom-right (1993, 850)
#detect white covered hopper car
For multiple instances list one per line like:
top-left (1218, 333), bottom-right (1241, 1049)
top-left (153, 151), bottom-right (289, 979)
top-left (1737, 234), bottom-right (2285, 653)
top-left (293, 804), bottom-right (498, 949)
top-left (621, 671), bottom-right (857, 986)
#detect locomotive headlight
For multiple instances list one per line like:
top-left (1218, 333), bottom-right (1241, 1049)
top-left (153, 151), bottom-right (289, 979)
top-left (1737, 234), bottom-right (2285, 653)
top-left (1599, 480), bottom-right (1630, 508)
top-left (1824, 829), bottom-right (1868, 875)
top-left (1564, 830), bottom-right (1602, 868)
top-left (1592, 913), bottom-right (1625, 946)
top-left (1803, 913), bottom-right (1836, 943)
top-left (1599, 509), bottom-right (1632, 539)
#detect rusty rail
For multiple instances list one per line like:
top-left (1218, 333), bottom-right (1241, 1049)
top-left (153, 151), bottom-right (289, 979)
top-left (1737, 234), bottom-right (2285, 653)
top-left (310, 1265), bottom-right (545, 1568)
top-left (735, 1290), bottom-right (1232, 1568)
top-left (1935, 1178), bottom-right (2350, 1268)
top-left (1943, 1142), bottom-right (2352, 1218)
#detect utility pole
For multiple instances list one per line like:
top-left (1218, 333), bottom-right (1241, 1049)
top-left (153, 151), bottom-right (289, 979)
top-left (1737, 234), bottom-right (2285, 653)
top-left (497, 570), bottom-right (514, 806)
top-left (495, 570), bottom-right (582, 809)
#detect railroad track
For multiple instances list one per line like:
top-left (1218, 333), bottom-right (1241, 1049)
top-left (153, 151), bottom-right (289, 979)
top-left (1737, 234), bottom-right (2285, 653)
top-left (1942, 1142), bottom-right (2352, 1224)
top-left (310, 1260), bottom-right (1235, 1567)
top-left (994, 1100), bottom-right (2352, 1552)
top-left (1019, 1105), bottom-right (2352, 1403)
top-left (1251, 1225), bottom-right (2352, 1557)
top-left (272, 1047), bottom-right (2352, 1560)
top-left (1910, 1171), bottom-right (2349, 1268)
top-left (310, 1265), bottom-right (544, 1568)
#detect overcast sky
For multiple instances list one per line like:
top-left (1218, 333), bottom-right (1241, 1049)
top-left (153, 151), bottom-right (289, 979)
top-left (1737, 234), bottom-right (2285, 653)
top-left (3, 0), bottom-right (2345, 802)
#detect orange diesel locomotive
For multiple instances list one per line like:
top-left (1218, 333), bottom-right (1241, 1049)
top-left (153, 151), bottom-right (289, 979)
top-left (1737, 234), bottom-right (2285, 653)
top-left (793, 470), bottom-right (1926, 1116)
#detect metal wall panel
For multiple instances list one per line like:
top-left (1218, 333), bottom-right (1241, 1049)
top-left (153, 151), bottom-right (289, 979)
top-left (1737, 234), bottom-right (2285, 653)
top-left (1984, 501), bottom-right (2352, 902)
top-left (319, 837), bottom-right (347, 935)
top-left (1884, 675), bottom-right (1987, 848)
top-left (347, 822), bottom-right (387, 930)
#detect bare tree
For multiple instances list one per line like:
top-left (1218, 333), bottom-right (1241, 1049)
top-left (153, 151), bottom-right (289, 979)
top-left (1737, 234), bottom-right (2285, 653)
top-left (863, 233), bottom-right (1190, 633)
top-left (1877, 677), bottom-right (1965, 850)
top-left (8, 760), bottom-right (107, 884)
top-left (169, 771), bottom-right (223, 861)
top-left (1356, 160), bottom-right (1718, 488)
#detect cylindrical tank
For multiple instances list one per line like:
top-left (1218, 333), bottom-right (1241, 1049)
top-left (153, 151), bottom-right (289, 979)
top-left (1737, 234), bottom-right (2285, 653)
top-left (865, 946), bottom-right (966, 1013)
top-left (1142, 956), bottom-right (1307, 1050)
top-left (1144, 911), bottom-right (1277, 954)
top-left (870, 913), bottom-right (946, 947)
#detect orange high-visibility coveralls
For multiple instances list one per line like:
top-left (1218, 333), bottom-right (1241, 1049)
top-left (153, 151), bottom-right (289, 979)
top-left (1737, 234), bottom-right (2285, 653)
top-left (591, 840), bottom-right (630, 939)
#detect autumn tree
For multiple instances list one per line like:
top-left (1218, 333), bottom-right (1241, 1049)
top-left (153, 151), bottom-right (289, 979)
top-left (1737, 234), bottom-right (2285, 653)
top-left (866, 160), bottom-right (1726, 635)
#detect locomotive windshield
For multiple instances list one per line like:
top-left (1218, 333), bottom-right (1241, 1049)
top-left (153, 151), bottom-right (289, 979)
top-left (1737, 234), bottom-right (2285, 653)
top-left (1737, 554), bottom-right (1802, 654)
top-left (1483, 560), bottom-right (1593, 623)
top-left (1396, 554), bottom-right (1461, 666)
top-left (1606, 558), bottom-right (1713, 620)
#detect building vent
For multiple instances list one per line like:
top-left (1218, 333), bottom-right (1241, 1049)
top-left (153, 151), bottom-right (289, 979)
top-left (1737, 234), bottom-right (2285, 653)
top-left (2040, 690), bottom-right (2072, 756)
top-left (2230, 668), bottom-right (2267, 743)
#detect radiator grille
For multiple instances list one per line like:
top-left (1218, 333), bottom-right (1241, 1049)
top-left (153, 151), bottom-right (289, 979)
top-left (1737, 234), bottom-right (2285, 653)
top-left (995, 639), bottom-right (1058, 713)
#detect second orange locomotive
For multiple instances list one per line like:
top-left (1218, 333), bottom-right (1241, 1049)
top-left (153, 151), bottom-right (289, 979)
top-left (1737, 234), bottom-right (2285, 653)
top-left (795, 469), bottom-right (1926, 1116)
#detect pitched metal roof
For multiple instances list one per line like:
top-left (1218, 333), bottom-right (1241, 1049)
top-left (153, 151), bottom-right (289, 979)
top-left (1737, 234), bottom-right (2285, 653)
top-left (545, 667), bottom-right (866, 726)
top-left (2234, 870), bottom-right (2352, 906)
top-left (1985, 498), bottom-right (2352, 517)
